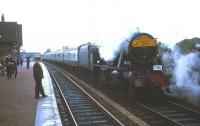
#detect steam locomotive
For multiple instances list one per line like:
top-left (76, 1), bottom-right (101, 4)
top-left (43, 33), bottom-right (169, 99)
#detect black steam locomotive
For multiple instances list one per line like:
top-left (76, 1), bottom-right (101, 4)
top-left (96, 33), bottom-right (169, 99)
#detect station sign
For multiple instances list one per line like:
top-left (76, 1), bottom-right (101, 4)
top-left (195, 44), bottom-right (200, 48)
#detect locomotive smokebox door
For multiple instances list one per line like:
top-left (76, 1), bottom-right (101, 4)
top-left (129, 33), bottom-right (158, 63)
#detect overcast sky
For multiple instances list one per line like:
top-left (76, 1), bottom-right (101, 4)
top-left (0, 0), bottom-right (200, 53)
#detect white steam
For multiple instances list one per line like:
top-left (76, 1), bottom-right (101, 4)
top-left (174, 53), bottom-right (200, 86)
top-left (162, 46), bottom-right (200, 106)
top-left (97, 29), bottom-right (140, 61)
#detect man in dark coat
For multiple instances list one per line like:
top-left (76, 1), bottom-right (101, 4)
top-left (26, 56), bottom-right (30, 69)
top-left (20, 57), bottom-right (23, 66)
top-left (11, 57), bottom-right (18, 79)
top-left (4, 54), bottom-right (14, 79)
top-left (33, 56), bottom-right (47, 98)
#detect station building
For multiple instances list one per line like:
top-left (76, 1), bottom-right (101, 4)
top-left (0, 14), bottom-right (23, 58)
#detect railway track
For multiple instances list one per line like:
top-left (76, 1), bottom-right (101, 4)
top-left (44, 62), bottom-right (200, 126)
top-left (137, 100), bottom-right (200, 126)
top-left (45, 63), bottom-right (124, 126)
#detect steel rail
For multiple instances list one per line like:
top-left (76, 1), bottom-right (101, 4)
top-left (137, 102), bottom-right (184, 126)
top-left (164, 100), bottom-right (200, 115)
top-left (46, 62), bottom-right (124, 126)
top-left (49, 70), bottom-right (78, 126)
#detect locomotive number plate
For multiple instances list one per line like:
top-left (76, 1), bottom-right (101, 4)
top-left (153, 65), bottom-right (162, 71)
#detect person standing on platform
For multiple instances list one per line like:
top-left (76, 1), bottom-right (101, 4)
top-left (33, 56), bottom-right (47, 98)
top-left (0, 56), bottom-right (6, 77)
top-left (26, 56), bottom-right (30, 69)
top-left (4, 54), bottom-right (13, 79)
top-left (20, 57), bottom-right (23, 66)
top-left (12, 57), bottom-right (18, 79)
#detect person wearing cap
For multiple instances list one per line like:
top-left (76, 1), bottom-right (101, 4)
top-left (33, 56), bottom-right (47, 98)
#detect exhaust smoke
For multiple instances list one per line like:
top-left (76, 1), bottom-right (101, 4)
top-left (97, 29), bottom-right (140, 61)
top-left (162, 46), bottom-right (200, 106)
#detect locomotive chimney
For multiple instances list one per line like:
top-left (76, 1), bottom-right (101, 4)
top-left (1, 14), bottom-right (5, 22)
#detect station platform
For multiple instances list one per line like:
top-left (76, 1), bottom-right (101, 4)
top-left (0, 62), bottom-right (62, 126)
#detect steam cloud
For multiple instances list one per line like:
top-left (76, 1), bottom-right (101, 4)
top-left (98, 30), bottom-right (140, 61)
top-left (162, 46), bottom-right (200, 106)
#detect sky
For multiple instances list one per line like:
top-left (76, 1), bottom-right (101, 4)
top-left (0, 0), bottom-right (200, 53)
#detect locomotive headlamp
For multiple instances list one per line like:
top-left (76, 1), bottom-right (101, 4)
top-left (135, 80), bottom-right (142, 87)
top-left (128, 71), bottom-right (133, 78)
top-left (112, 70), bottom-right (119, 79)
top-left (112, 70), bottom-right (119, 75)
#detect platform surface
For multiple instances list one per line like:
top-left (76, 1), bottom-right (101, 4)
top-left (0, 62), bottom-right (62, 126)
top-left (35, 63), bottom-right (62, 126)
